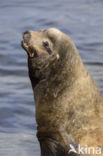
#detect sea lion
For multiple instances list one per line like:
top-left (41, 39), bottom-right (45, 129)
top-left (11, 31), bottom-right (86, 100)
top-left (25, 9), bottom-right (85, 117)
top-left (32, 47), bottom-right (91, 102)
top-left (21, 28), bottom-right (103, 156)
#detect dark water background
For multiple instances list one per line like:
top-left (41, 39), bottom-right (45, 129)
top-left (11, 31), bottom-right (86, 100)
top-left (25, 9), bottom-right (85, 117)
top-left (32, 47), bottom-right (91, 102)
top-left (0, 0), bottom-right (103, 155)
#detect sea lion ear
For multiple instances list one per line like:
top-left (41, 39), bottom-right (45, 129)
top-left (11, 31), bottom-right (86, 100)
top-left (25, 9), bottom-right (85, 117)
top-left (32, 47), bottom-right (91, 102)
top-left (39, 137), bottom-right (69, 156)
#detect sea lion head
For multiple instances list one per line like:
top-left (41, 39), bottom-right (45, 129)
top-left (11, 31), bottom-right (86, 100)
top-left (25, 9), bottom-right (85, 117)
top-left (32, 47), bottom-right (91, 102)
top-left (21, 28), bottom-right (67, 86)
top-left (22, 28), bottom-right (60, 59)
top-left (22, 28), bottom-right (81, 88)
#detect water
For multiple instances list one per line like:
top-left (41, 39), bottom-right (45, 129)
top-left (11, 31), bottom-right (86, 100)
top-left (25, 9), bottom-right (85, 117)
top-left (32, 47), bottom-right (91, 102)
top-left (0, 0), bottom-right (103, 155)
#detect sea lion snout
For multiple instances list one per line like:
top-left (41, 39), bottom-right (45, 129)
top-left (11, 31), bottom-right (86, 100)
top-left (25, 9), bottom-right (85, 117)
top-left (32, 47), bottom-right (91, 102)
top-left (23, 30), bottom-right (31, 38)
top-left (22, 30), bottom-right (36, 58)
top-left (23, 30), bottom-right (31, 44)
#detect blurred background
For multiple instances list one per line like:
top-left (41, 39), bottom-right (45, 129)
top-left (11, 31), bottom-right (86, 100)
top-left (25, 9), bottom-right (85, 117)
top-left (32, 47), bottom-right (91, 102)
top-left (0, 0), bottom-right (103, 155)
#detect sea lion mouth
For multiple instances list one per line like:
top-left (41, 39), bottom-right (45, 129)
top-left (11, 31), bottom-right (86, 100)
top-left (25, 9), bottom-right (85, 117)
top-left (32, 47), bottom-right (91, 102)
top-left (21, 40), bottom-right (38, 58)
top-left (21, 41), bottom-right (29, 51)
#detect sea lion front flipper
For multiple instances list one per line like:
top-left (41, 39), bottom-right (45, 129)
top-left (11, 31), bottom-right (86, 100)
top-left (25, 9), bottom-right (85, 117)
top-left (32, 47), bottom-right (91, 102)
top-left (38, 137), bottom-right (76, 156)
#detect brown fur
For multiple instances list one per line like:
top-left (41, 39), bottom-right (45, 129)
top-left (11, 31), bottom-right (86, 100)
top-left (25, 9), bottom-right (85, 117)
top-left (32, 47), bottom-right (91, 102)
top-left (22, 28), bottom-right (103, 156)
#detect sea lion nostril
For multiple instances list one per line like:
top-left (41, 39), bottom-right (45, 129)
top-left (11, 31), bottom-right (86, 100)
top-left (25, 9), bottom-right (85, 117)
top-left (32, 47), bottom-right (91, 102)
top-left (23, 31), bottom-right (31, 39)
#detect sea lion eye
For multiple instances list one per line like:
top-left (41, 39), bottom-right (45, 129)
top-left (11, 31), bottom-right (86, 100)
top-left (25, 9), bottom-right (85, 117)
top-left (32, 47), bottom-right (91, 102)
top-left (42, 40), bottom-right (49, 47)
